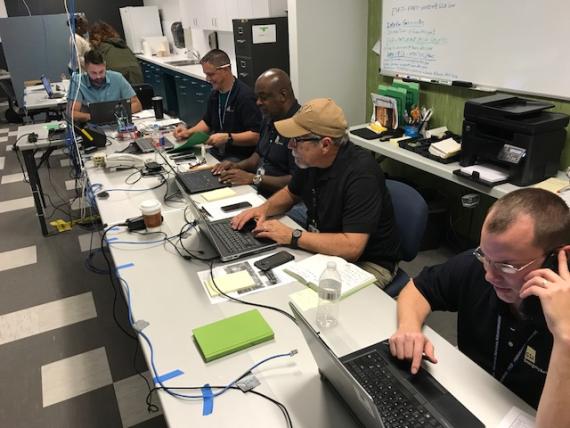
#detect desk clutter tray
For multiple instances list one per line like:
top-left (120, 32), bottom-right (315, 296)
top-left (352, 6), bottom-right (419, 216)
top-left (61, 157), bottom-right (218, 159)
top-left (398, 132), bottom-right (462, 164)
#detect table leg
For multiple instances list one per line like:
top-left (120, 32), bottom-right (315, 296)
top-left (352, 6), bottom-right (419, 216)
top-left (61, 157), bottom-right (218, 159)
top-left (22, 149), bottom-right (49, 236)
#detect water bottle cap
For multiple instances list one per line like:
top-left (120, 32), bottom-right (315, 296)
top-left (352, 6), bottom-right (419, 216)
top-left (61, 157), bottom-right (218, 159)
top-left (326, 261), bottom-right (337, 269)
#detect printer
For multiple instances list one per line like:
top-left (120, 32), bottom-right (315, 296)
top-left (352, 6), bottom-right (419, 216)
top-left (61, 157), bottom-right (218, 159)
top-left (459, 94), bottom-right (569, 186)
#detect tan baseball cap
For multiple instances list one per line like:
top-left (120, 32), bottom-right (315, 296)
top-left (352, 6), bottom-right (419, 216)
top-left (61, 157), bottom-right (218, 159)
top-left (274, 98), bottom-right (348, 138)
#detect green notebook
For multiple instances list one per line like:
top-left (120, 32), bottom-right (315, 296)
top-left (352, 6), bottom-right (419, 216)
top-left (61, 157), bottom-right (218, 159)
top-left (169, 131), bottom-right (210, 153)
top-left (192, 309), bottom-right (274, 362)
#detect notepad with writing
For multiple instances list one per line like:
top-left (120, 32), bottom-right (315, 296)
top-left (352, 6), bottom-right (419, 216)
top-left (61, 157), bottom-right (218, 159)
top-left (192, 309), bottom-right (274, 362)
top-left (284, 254), bottom-right (376, 299)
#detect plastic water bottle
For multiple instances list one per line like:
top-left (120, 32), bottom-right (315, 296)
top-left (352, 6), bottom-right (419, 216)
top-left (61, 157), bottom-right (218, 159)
top-left (151, 125), bottom-right (161, 148)
top-left (114, 103), bottom-right (127, 130)
top-left (316, 261), bottom-right (342, 328)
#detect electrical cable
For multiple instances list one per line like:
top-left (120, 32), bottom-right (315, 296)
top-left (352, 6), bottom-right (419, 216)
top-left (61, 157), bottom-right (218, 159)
top-left (208, 259), bottom-right (297, 324)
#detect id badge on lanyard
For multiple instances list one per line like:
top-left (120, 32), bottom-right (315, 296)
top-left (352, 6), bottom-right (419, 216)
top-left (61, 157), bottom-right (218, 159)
top-left (308, 186), bottom-right (320, 233)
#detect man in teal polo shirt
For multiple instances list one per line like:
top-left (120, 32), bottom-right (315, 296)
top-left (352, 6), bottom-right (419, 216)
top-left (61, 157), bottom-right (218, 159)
top-left (68, 50), bottom-right (142, 122)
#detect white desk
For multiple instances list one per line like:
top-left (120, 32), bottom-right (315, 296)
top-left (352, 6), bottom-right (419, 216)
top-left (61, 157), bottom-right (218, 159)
top-left (81, 139), bottom-right (535, 427)
top-left (349, 125), bottom-right (566, 199)
top-left (24, 80), bottom-right (69, 112)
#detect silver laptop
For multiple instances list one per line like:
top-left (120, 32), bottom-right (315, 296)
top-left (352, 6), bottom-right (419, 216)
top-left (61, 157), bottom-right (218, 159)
top-left (41, 75), bottom-right (65, 99)
top-left (290, 303), bottom-right (484, 428)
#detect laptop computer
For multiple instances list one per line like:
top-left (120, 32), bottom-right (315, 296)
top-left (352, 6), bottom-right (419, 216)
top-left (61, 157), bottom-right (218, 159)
top-left (185, 194), bottom-right (277, 262)
top-left (88, 99), bottom-right (132, 125)
top-left (41, 75), bottom-right (65, 99)
top-left (290, 304), bottom-right (484, 428)
top-left (155, 148), bottom-right (228, 194)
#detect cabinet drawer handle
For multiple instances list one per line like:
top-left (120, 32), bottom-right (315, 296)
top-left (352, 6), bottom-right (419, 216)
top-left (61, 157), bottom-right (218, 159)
top-left (236, 39), bottom-right (246, 44)
top-left (239, 72), bottom-right (248, 77)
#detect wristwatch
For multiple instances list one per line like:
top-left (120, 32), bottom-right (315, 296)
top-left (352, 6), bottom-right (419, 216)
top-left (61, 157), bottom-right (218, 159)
top-left (253, 166), bottom-right (265, 186)
top-left (290, 229), bottom-right (303, 248)
top-left (227, 132), bottom-right (233, 145)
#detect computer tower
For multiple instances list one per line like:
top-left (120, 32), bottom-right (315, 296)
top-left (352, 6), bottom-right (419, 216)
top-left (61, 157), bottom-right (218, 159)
top-left (232, 17), bottom-right (289, 88)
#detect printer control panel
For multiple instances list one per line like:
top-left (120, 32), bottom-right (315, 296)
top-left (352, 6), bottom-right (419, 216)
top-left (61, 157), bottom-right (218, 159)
top-left (497, 144), bottom-right (526, 164)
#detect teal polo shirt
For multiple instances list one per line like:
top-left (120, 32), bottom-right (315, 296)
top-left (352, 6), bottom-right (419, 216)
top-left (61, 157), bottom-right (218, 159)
top-left (68, 70), bottom-right (135, 105)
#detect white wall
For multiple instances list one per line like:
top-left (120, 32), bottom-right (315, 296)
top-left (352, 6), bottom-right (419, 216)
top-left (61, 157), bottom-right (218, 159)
top-left (288, 0), bottom-right (368, 125)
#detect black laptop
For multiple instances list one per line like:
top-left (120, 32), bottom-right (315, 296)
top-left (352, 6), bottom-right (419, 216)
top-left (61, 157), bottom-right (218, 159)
top-left (88, 99), bottom-right (132, 125)
top-left (291, 304), bottom-right (484, 428)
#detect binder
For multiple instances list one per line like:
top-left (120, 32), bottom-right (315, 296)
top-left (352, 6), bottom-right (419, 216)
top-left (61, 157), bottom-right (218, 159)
top-left (192, 309), bottom-right (274, 362)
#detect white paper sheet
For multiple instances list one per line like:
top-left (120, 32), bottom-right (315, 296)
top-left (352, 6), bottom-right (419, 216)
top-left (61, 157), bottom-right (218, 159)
top-left (498, 407), bottom-right (535, 428)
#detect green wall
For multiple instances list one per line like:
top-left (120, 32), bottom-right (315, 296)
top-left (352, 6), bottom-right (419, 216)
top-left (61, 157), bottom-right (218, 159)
top-left (366, 0), bottom-right (570, 244)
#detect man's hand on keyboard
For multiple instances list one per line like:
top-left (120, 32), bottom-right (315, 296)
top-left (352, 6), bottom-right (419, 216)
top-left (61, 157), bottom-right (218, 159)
top-left (253, 219), bottom-right (292, 245)
top-left (231, 205), bottom-right (267, 231)
top-left (389, 328), bottom-right (438, 375)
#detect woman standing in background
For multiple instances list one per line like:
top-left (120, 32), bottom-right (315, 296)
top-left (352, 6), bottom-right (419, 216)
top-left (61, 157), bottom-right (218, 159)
top-left (68, 14), bottom-right (90, 75)
top-left (89, 21), bottom-right (143, 85)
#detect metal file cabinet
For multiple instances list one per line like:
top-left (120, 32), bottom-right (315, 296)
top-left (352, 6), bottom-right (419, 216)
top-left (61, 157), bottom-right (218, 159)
top-left (233, 16), bottom-right (289, 88)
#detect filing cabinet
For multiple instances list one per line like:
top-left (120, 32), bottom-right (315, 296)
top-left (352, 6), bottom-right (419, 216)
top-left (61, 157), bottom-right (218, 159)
top-left (233, 17), bottom-right (289, 88)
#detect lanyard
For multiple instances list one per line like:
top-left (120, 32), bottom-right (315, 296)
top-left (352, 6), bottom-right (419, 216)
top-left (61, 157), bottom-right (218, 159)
top-left (218, 84), bottom-right (234, 130)
top-left (492, 314), bottom-right (538, 383)
top-left (309, 174), bottom-right (319, 231)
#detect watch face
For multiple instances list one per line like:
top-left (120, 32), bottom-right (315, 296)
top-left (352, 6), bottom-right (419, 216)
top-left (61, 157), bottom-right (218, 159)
top-left (292, 229), bottom-right (302, 238)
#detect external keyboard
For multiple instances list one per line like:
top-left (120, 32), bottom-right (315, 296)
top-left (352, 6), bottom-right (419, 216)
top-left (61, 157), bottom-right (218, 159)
top-left (345, 351), bottom-right (444, 428)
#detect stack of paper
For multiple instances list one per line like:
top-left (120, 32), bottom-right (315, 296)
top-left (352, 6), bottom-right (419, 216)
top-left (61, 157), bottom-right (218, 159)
top-left (284, 254), bottom-right (376, 299)
top-left (459, 164), bottom-right (509, 184)
top-left (428, 138), bottom-right (461, 159)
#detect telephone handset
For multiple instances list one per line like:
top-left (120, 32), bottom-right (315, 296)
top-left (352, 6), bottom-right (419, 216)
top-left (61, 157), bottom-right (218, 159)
top-left (519, 252), bottom-right (559, 328)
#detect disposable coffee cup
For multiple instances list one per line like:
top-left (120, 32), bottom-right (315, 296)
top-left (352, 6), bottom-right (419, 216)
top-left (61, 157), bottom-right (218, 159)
top-left (152, 96), bottom-right (164, 119)
top-left (139, 199), bottom-right (162, 232)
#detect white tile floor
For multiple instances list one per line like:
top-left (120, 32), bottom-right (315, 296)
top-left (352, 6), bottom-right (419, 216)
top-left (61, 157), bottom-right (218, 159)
top-left (0, 245), bottom-right (37, 272)
top-left (0, 196), bottom-right (34, 214)
top-left (113, 371), bottom-right (163, 427)
top-left (1, 172), bottom-right (25, 184)
top-left (0, 292), bottom-right (97, 345)
top-left (77, 233), bottom-right (101, 253)
top-left (0, 156), bottom-right (5, 170)
top-left (70, 197), bottom-right (91, 211)
top-left (41, 347), bottom-right (113, 407)
top-left (65, 179), bottom-right (79, 191)
top-left (60, 158), bottom-right (71, 167)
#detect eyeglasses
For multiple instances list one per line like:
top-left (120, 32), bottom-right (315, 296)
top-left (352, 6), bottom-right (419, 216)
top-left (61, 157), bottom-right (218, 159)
top-left (473, 246), bottom-right (541, 275)
top-left (288, 136), bottom-right (322, 148)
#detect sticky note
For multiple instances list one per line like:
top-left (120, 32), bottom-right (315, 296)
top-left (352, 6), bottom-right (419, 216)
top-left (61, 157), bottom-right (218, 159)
top-left (201, 187), bottom-right (236, 201)
top-left (206, 270), bottom-right (256, 297)
top-left (289, 288), bottom-right (319, 311)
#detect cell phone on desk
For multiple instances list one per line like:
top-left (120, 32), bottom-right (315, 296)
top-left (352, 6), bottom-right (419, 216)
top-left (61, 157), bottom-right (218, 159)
top-left (254, 251), bottom-right (295, 272)
top-left (221, 201), bottom-right (252, 212)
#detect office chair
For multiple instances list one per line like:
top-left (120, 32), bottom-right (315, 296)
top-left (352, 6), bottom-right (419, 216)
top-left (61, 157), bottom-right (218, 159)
top-left (383, 179), bottom-right (428, 297)
top-left (132, 83), bottom-right (154, 110)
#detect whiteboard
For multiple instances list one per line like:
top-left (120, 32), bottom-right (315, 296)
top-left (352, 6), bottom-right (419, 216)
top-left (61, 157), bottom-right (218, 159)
top-left (380, 0), bottom-right (570, 100)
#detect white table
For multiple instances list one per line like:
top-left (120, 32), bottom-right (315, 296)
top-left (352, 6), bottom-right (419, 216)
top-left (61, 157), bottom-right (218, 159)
top-left (349, 125), bottom-right (567, 199)
top-left (23, 80), bottom-right (69, 113)
top-left (81, 138), bottom-right (535, 427)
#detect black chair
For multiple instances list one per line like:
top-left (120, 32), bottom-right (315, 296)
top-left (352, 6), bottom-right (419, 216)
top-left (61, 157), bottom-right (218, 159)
top-left (383, 179), bottom-right (428, 297)
top-left (132, 83), bottom-right (154, 110)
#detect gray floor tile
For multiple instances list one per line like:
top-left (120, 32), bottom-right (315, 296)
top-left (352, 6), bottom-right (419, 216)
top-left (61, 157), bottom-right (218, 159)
top-left (42, 347), bottom-right (113, 407)
top-left (114, 371), bottom-right (163, 427)
top-left (0, 292), bottom-right (97, 345)
top-left (0, 245), bottom-right (37, 272)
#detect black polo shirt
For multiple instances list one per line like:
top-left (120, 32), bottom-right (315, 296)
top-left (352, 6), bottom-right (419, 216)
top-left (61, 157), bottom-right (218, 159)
top-left (414, 250), bottom-right (553, 408)
top-left (288, 141), bottom-right (401, 268)
top-left (255, 102), bottom-right (301, 196)
top-left (202, 78), bottom-right (261, 160)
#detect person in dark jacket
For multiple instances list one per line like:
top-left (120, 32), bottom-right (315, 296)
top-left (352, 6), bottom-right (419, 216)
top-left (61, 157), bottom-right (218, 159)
top-left (89, 21), bottom-right (143, 85)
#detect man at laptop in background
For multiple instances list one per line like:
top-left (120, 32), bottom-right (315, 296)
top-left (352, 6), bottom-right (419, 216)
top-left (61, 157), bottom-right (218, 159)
top-left (211, 68), bottom-right (307, 226)
top-left (67, 50), bottom-right (142, 122)
top-left (172, 49), bottom-right (261, 161)
top-left (390, 188), bottom-right (570, 427)
top-left (232, 98), bottom-right (401, 287)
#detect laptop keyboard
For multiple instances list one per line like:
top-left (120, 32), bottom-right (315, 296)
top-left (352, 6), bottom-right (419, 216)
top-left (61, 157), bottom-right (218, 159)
top-left (208, 220), bottom-right (264, 254)
top-left (346, 351), bottom-right (444, 428)
top-left (136, 137), bottom-right (173, 152)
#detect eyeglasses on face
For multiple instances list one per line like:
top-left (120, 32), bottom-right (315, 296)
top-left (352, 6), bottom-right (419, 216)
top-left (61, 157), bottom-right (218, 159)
top-left (473, 246), bottom-right (542, 275)
top-left (288, 136), bottom-right (322, 148)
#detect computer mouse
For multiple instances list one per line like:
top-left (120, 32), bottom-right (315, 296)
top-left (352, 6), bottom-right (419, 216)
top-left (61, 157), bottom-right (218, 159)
top-left (97, 191), bottom-right (110, 199)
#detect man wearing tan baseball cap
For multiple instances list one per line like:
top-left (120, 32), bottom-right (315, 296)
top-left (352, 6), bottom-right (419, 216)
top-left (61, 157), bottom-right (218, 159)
top-left (232, 98), bottom-right (401, 286)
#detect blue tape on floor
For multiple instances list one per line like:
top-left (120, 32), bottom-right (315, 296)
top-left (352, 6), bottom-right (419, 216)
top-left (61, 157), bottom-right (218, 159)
top-left (116, 262), bottom-right (135, 270)
top-left (153, 369), bottom-right (184, 384)
top-left (201, 384), bottom-right (214, 416)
